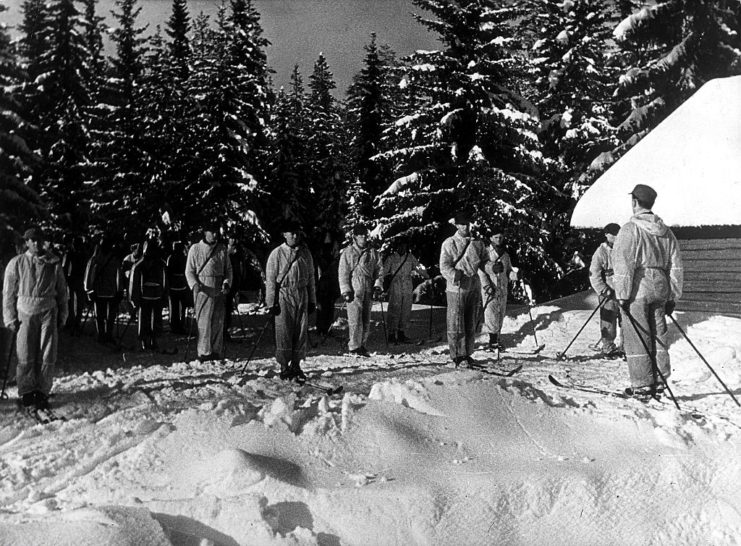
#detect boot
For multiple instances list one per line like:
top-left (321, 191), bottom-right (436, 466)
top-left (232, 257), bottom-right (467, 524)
top-left (290, 361), bottom-right (307, 382)
top-left (488, 334), bottom-right (499, 351)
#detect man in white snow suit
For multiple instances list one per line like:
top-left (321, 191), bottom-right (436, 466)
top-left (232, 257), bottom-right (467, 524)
top-left (84, 235), bottom-right (125, 344)
top-left (589, 223), bottom-right (622, 357)
top-left (440, 211), bottom-right (490, 367)
top-left (382, 239), bottom-right (428, 343)
top-left (129, 240), bottom-right (169, 352)
top-left (613, 184), bottom-right (683, 396)
top-left (338, 225), bottom-right (383, 357)
top-left (2, 227), bottom-right (68, 411)
top-left (185, 222), bottom-right (233, 361)
top-left (478, 227), bottom-right (519, 352)
top-left (265, 220), bottom-right (317, 380)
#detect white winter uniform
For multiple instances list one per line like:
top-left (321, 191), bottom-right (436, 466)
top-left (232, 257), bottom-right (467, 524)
top-left (440, 233), bottom-right (489, 360)
top-left (185, 241), bottom-right (233, 358)
top-left (3, 251), bottom-right (68, 396)
top-left (338, 244), bottom-right (382, 351)
top-left (382, 251), bottom-right (427, 336)
top-left (589, 242), bottom-right (620, 351)
top-left (478, 247), bottom-right (517, 335)
top-left (265, 244), bottom-right (316, 368)
top-left (613, 212), bottom-right (683, 388)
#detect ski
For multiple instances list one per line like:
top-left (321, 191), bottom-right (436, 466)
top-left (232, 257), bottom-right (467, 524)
top-left (468, 362), bottom-right (523, 377)
top-left (23, 407), bottom-right (65, 425)
top-left (548, 374), bottom-right (659, 401)
top-left (299, 379), bottom-right (343, 396)
top-left (506, 344), bottom-right (545, 355)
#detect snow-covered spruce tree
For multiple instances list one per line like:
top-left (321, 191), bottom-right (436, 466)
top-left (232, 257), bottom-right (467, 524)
top-left (87, 0), bottom-right (151, 235)
top-left (523, 0), bottom-right (621, 273)
top-left (18, 0), bottom-right (48, 122)
top-left (167, 0), bottom-right (270, 234)
top-left (345, 34), bottom-right (399, 223)
top-left (306, 54), bottom-right (351, 249)
top-left (263, 65), bottom-right (313, 232)
top-left (0, 0), bottom-right (44, 233)
top-left (606, 0), bottom-right (741, 169)
top-left (166, 0), bottom-right (190, 80)
top-left (525, 0), bottom-right (619, 194)
top-left (374, 0), bottom-right (557, 283)
top-left (24, 0), bottom-right (94, 233)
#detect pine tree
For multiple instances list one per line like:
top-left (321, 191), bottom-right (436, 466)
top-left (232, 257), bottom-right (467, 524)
top-left (609, 0), bottom-right (741, 163)
top-left (374, 0), bottom-right (556, 279)
top-left (306, 53), bottom-right (350, 248)
top-left (0, 0), bottom-right (44, 233)
top-left (28, 0), bottom-right (94, 231)
top-left (89, 0), bottom-right (151, 234)
top-left (18, 0), bottom-right (49, 121)
top-left (264, 65), bottom-right (311, 230)
top-left (346, 34), bottom-right (399, 222)
top-left (166, 0), bottom-right (191, 79)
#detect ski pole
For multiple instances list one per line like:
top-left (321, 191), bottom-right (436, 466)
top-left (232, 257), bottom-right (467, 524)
top-left (115, 311), bottom-right (136, 352)
top-left (555, 296), bottom-right (606, 360)
top-left (1, 329), bottom-right (17, 400)
top-left (240, 315), bottom-right (273, 374)
top-left (624, 310), bottom-right (680, 410)
top-left (668, 314), bottom-right (740, 407)
top-left (428, 300), bottom-right (433, 339)
top-left (380, 298), bottom-right (389, 348)
top-left (183, 306), bottom-right (196, 363)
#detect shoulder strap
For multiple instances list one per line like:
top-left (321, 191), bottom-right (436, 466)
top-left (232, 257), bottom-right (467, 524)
top-left (277, 246), bottom-right (302, 287)
top-left (350, 247), bottom-right (369, 276)
top-left (452, 239), bottom-right (471, 267)
top-left (195, 243), bottom-right (220, 281)
top-left (387, 252), bottom-right (409, 285)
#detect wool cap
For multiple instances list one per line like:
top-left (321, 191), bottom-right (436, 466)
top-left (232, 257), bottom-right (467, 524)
top-left (629, 184), bottom-right (657, 206)
top-left (603, 223), bottom-right (621, 236)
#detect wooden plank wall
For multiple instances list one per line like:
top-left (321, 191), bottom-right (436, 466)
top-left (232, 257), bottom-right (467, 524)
top-left (677, 237), bottom-right (741, 316)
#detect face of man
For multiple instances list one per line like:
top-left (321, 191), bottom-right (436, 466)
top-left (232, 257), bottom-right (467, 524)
top-left (455, 223), bottom-right (470, 237)
top-left (490, 233), bottom-right (504, 248)
top-left (283, 231), bottom-right (299, 248)
top-left (605, 233), bottom-right (616, 247)
top-left (203, 230), bottom-right (217, 244)
top-left (26, 237), bottom-right (44, 256)
top-left (354, 234), bottom-right (367, 249)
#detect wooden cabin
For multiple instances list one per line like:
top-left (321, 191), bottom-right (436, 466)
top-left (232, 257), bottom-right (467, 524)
top-left (570, 76), bottom-right (741, 316)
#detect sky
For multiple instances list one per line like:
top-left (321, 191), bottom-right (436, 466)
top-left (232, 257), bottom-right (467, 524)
top-left (0, 0), bottom-right (441, 93)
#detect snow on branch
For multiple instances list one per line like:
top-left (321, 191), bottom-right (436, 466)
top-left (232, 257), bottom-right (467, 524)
top-left (381, 172), bottom-right (420, 197)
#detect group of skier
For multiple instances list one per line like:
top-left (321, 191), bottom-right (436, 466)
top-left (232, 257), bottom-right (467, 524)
top-left (0, 181), bottom-right (683, 419)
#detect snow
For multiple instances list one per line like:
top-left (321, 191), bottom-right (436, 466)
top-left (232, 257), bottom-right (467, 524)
top-left (572, 76), bottom-right (741, 228)
top-left (1, 299), bottom-right (740, 545)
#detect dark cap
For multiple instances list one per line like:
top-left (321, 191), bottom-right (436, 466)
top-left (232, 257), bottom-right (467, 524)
top-left (488, 224), bottom-right (504, 236)
top-left (453, 211), bottom-right (472, 224)
top-left (603, 223), bottom-right (621, 236)
top-left (202, 220), bottom-right (220, 232)
top-left (23, 226), bottom-right (44, 241)
top-left (352, 224), bottom-right (369, 236)
top-left (279, 219), bottom-right (302, 233)
top-left (629, 184), bottom-right (657, 206)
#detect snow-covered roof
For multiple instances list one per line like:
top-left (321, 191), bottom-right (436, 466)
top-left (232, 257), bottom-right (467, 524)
top-left (571, 76), bottom-right (741, 229)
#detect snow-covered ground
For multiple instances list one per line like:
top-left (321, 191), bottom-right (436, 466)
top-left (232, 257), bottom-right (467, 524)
top-left (1, 295), bottom-right (740, 545)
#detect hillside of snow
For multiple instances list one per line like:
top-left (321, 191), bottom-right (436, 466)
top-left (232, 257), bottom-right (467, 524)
top-left (1, 298), bottom-right (740, 545)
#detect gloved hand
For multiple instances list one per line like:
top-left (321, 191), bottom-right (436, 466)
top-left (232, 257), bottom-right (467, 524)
top-left (308, 302), bottom-right (316, 314)
top-left (221, 281), bottom-right (230, 295)
top-left (86, 290), bottom-right (96, 302)
top-left (600, 287), bottom-right (614, 299)
top-left (343, 291), bottom-right (354, 303)
top-left (490, 261), bottom-right (504, 274)
top-left (373, 286), bottom-right (384, 300)
top-left (269, 304), bottom-right (281, 316)
top-left (453, 270), bottom-right (464, 284)
top-left (8, 319), bottom-right (20, 333)
top-left (619, 299), bottom-right (630, 312)
top-left (665, 300), bottom-right (675, 316)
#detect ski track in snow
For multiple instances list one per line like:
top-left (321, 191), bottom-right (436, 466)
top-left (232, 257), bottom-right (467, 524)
top-left (0, 304), bottom-right (740, 544)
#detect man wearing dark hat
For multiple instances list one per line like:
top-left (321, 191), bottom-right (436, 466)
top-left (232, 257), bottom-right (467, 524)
top-left (439, 211), bottom-right (490, 367)
top-left (2, 227), bottom-right (68, 415)
top-left (613, 184), bottom-right (683, 398)
top-left (338, 224), bottom-right (383, 356)
top-left (478, 226), bottom-right (520, 351)
top-left (185, 221), bottom-right (233, 361)
top-left (265, 219), bottom-right (316, 380)
top-left (588, 222), bottom-right (623, 357)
